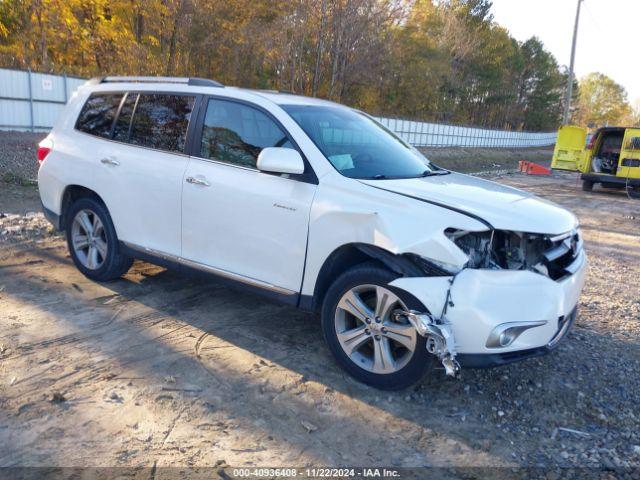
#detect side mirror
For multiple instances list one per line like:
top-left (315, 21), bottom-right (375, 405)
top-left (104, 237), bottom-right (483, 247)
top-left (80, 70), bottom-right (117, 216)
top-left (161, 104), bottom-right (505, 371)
top-left (257, 147), bottom-right (304, 175)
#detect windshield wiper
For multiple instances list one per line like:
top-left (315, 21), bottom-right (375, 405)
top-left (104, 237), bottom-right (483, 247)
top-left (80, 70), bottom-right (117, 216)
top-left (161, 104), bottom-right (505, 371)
top-left (420, 170), bottom-right (450, 177)
top-left (362, 171), bottom-right (449, 180)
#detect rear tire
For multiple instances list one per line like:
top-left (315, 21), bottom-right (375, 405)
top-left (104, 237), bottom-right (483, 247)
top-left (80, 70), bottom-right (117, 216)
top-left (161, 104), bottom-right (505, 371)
top-left (65, 197), bottom-right (133, 282)
top-left (321, 262), bottom-right (432, 390)
top-left (582, 179), bottom-right (594, 191)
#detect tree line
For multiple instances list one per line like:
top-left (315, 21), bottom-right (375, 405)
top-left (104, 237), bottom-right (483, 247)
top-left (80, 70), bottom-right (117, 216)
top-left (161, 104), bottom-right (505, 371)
top-left (0, 0), bottom-right (636, 131)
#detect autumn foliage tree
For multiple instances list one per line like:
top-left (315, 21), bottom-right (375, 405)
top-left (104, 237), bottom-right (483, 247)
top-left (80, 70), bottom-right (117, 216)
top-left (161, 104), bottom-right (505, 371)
top-left (0, 0), bottom-right (591, 130)
top-left (575, 72), bottom-right (634, 128)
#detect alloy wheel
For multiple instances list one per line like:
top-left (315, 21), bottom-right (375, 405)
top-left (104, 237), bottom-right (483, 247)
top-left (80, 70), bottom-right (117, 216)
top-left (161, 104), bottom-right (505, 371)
top-left (334, 284), bottom-right (417, 374)
top-left (71, 209), bottom-right (108, 270)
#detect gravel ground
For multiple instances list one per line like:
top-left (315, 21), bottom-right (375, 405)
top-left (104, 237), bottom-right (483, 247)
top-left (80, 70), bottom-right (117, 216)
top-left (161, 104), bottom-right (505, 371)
top-left (0, 132), bottom-right (46, 184)
top-left (0, 171), bottom-right (639, 476)
top-left (0, 211), bottom-right (59, 242)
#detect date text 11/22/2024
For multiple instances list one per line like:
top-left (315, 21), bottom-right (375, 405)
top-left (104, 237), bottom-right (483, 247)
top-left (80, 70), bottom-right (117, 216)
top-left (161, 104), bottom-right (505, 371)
top-left (232, 467), bottom-right (401, 478)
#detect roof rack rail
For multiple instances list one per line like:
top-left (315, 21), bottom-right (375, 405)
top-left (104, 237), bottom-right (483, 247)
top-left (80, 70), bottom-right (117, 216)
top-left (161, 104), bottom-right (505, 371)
top-left (88, 76), bottom-right (224, 88)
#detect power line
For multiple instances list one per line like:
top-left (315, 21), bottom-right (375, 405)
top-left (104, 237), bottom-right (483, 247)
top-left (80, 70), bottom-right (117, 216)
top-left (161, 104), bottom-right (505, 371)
top-left (582, 1), bottom-right (605, 36)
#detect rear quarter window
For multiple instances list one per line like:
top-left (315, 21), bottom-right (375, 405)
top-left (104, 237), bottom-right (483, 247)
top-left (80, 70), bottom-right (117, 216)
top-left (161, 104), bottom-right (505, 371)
top-left (128, 94), bottom-right (195, 153)
top-left (75, 93), bottom-right (124, 138)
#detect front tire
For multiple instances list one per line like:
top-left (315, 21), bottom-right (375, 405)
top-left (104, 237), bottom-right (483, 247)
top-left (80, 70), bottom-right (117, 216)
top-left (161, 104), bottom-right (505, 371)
top-left (582, 179), bottom-right (594, 191)
top-left (65, 197), bottom-right (133, 282)
top-left (321, 262), bottom-right (432, 390)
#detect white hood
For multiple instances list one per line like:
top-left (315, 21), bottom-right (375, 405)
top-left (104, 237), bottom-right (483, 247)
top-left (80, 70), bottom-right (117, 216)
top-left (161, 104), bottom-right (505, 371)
top-left (361, 172), bottom-right (578, 235)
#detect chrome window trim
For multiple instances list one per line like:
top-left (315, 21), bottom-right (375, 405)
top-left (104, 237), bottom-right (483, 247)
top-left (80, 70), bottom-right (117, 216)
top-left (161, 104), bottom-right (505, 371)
top-left (187, 154), bottom-right (261, 173)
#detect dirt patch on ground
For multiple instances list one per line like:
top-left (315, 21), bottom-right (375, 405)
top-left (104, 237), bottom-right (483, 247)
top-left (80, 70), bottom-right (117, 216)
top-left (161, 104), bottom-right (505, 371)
top-left (0, 171), bottom-right (639, 473)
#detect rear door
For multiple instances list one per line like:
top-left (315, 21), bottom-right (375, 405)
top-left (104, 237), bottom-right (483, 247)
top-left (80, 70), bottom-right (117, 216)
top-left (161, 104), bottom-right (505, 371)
top-left (617, 128), bottom-right (640, 179)
top-left (105, 92), bottom-right (198, 257)
top-left (551, 125), bottom-right (588, 172)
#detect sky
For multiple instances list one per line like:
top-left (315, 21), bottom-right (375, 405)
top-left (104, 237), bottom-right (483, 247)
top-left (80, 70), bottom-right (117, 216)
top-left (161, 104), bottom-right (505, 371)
top-left (490, 0), bottom-right (640, 105)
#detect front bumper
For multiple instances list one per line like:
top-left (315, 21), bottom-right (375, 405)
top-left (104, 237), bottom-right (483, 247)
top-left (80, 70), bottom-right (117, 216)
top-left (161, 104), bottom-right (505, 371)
top-left (456, 307), bottom-right (576, 368)
top-left (389, 251), bottom-right (587, 365)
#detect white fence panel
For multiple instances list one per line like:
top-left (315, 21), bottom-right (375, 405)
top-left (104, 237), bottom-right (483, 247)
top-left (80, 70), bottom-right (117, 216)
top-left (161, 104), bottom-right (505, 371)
top-left (377, 117), bottom-right (557, 148)
top-left (0, 68), bottom-right (85, 131)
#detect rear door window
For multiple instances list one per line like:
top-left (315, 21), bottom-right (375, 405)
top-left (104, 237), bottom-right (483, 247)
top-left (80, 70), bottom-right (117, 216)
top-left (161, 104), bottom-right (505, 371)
top-left (128, 94), bottom-right (195, 153)
top-left (199, 99), bottom-right (292, 168)
top-left (75, 93), bottom-right (124, 138)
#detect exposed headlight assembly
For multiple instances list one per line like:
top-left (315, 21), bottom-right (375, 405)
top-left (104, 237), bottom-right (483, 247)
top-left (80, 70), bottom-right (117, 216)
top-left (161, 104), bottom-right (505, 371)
top-left (445, 227), bottom-right (582, 279)
top-left (445, 228), bottom-right (495, 268)
top-left (445, 227), bottom-right (549, 270)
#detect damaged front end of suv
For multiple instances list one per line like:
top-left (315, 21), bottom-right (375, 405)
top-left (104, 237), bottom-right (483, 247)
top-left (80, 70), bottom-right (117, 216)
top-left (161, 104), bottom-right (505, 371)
top-left (391, 225), bottom-right (586, 378)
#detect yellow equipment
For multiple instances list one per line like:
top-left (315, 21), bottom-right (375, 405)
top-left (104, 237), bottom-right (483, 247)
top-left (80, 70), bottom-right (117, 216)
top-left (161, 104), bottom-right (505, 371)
top-left (552, 125), bottom-right (640, 194)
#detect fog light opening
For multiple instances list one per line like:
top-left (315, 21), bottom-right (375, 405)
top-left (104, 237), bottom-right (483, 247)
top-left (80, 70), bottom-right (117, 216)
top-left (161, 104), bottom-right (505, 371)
top-left (499, 330), bottom-right (516, 347)
top-left (486, 320), bottom-right (548, 349)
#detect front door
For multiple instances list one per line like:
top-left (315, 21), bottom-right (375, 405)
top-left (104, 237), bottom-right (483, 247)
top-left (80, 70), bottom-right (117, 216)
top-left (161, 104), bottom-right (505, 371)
top-left (551, 125), bottom-right (588, 172)
top-left (181, 98), bottom-right (316, 295)
top-left (617, 128), bottom-right (640, 180)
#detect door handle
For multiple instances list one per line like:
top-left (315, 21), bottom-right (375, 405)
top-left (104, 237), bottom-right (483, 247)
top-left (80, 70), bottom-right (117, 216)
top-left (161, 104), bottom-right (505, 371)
top-left (100, 157), bottom-right (120, 166)
top-left (186, 176), bottom-right (211, 187)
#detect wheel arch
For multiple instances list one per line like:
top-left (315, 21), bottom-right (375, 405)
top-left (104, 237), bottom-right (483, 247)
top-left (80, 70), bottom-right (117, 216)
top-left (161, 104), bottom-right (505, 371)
top-left (60, 185), bottom-right (108, 229)
top-left (303, 242), bottom-right (427, 312)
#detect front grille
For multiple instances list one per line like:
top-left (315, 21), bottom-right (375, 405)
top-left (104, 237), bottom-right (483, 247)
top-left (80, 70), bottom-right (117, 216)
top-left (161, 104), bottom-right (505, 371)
top-left (542, 230), bottom-right (583, 281)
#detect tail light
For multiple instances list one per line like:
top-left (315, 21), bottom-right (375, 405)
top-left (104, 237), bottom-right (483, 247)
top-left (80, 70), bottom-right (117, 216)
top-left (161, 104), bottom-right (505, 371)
top-left (587, 132), bottom-right (597, 150)
top-left (37, 137), bottom-right (54, 164)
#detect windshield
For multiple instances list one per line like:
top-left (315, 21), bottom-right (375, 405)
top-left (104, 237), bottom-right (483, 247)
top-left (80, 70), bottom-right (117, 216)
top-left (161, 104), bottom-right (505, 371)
top-left (282, 105), bottom-right (439, 179)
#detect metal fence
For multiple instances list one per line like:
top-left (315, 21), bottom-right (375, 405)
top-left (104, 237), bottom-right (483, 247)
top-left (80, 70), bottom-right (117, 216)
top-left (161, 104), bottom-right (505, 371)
top-left (0, 67), bottom-right (557, 147)
top-left (0, 68), bottom-right (85, 132)
top-left (376, 117), bottom-right (557, 148)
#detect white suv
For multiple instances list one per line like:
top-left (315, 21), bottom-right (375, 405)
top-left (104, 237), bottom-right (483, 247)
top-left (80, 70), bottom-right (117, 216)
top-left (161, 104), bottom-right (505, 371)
top-left (37, 76), bottom-right (587, 389)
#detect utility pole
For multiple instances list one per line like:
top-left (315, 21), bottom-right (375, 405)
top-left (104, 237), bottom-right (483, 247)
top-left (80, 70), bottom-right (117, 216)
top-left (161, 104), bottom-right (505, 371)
top-left (563, 0), bottom-right (584, 125)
